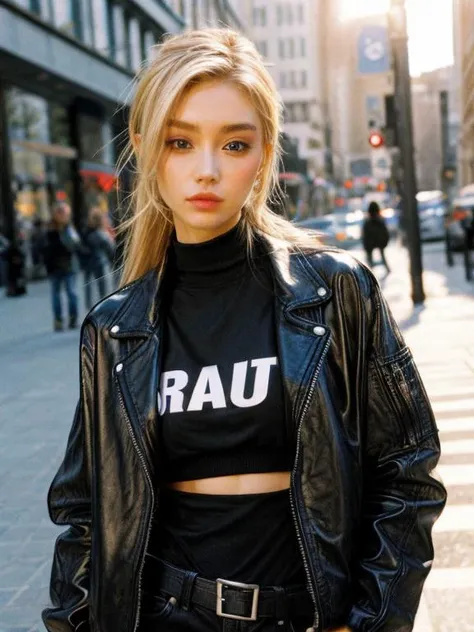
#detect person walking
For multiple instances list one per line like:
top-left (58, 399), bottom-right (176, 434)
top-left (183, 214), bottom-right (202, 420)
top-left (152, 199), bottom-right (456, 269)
top-left (43, 29), bottom-right (445, 632)
top-left (81, 207), bottom-right (115, 310)
top-left (42, 203), bottom-right (80, 331)
top-left (362, 201), bottom-right (391, 276)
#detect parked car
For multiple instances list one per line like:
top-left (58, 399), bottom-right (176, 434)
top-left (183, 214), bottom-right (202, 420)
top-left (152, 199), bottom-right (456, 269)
top-left (296, 215), bottom-right (338, 247)
top-left (446, 186), bottom-right (474, 253)
top-left (416, 190), bottom-right (448, 241)
top-left (297, 212), bottom-right (362, 249)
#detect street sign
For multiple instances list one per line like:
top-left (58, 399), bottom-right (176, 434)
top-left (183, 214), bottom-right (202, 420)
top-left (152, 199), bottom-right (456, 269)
top-left (358, 25), bottom-right (391, 74)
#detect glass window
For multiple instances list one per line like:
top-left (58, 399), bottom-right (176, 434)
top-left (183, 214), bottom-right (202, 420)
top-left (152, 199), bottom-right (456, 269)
top-left (79, 114), bottom-right (105, 163)
top-left (144, 31), bottom-right (156, 63)
top-left (289, 71), bottom-right (296, 88)
top-left (129, 18), bottom-right (142, 71)
top-left (49, 103), bottom-right (71, 147)
top-left (300, 38), bottom-right (306, 57)
top-left (79, 0), bottom-right (94, 46)
top-left (280, 72), bottom-right (286, 89)
top-left (261, 7), bottom-right (267, 26)
top-left (276, 4), bottom-right (282, 25)
top-left (52, 0), bottom-right (82, 39)
top-left (287, 3), bottom-right (293, 25)
top-left (301, 70), bottom-right (307, 88)
top-left (139, 24), bottom-right (147, 64)
top-left (12, 0), bottom-right (29, 9)
top-left (298, 4), bottom-right (304, 23)
top-left (7, 89), bottom-right (50, 143)
top-left (30, 0), bottom-right (41, 14)
top-left (278, 38), bottom-right (285, 59)
top-left (40, 0), bottom-right (52, 21)
top-left (252, 7), bottom-right (258, 25)
top-left (259, 41), bottom-right (267, 57)
top-left (112, 4), bottom-right (126, 66)
top-left (123, 10), bottom-right (133, 69)
top-left (288, 38), bottom-right (294, 58)
top-left (91, 0), bottom-right (110, 55)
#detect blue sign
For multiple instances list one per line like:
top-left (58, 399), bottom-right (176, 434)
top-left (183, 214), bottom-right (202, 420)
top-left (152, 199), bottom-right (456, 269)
top-left (358, 25), bottom-right (390, 74)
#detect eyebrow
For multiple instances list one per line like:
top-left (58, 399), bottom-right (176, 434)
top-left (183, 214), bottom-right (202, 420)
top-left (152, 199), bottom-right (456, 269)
top-left (167, 119), bottom-right (257, 133)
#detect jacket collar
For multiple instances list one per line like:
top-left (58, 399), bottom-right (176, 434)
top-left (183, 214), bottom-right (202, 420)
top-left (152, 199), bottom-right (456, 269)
top-left (109, 235), bottom-right (332, 339)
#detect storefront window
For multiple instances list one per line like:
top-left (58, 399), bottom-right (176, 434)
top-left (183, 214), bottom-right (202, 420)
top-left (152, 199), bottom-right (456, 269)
top-left (78, 114), bottom-right (114, 165)
top-left (7, 89), bottom-right (49, 143)
top-left (49, 103), bottom-right (71, 147)
top-left (6, 87), bottom-right (75, 236)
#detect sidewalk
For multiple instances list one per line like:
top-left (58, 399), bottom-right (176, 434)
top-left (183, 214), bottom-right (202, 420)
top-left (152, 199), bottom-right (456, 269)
top-left (0, 245), bottom-right (472, 632)
top-left (361, 243), bottom-right (474, 632)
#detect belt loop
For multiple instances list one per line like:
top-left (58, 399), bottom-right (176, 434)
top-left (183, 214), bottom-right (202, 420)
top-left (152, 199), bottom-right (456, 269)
top-left (179, 570), bottom-right (198, 611)
top-left (273, 586), bottom-right (288, 622)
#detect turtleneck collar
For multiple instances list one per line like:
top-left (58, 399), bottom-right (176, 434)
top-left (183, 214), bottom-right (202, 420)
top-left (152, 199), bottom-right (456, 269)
top-left (169, 221), bottom-right (248, 287)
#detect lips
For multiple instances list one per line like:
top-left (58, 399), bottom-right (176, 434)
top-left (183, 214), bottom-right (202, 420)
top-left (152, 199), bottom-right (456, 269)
top-left (186, 193), bottom-right (224, 202)
top-left (186, 192), bottom-right (224, 211)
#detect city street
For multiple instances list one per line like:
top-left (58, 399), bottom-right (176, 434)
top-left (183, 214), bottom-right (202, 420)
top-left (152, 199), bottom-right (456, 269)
top-left (0, 242), bottom-right (473, 632)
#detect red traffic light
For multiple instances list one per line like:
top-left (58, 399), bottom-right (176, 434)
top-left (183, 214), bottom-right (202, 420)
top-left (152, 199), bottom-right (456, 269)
top-left (368, 131), bottom-right (384, 148)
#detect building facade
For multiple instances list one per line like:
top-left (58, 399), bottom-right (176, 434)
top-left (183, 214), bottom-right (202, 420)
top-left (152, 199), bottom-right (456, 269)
top-left (250, 0), bottom-right (327, 182)
top-left (453, 0), bottom-right (474, 186)
top-left (164, 0), bottom-right (248, 30)
top-left (411, 66), bottom-right (459, 193)
top-left (326, 7), bottom-right (394, 185)
top-left (0, 0), bottom-right (183, 250)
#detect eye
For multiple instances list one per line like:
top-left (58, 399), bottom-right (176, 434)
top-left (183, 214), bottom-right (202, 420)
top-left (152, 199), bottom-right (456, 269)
top-left (224, 141), bottom-right (250, 152)
top-left (166, 138), bottom-right (192, 150)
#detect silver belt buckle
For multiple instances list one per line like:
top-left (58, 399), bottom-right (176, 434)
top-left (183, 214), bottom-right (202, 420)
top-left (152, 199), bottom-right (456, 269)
top-left (216, 578), bottom-right (260, 621)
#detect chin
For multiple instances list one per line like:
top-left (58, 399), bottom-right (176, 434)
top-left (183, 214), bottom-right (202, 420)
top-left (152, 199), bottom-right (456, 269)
top-left (174, 210), bottom-right (241, 242)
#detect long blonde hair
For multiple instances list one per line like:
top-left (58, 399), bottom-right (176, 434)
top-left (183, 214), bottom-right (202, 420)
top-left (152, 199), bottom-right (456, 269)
top-left (118, 28), bottom-right (318, 286)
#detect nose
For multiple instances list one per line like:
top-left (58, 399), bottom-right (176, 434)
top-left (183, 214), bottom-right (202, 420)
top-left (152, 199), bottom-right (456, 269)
top-left (195, 148), bottom-right (220, 185)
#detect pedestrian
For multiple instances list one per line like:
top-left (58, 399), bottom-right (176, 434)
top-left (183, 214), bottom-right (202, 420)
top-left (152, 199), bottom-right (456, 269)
top-left (4, 237), bottom-right (27, 296)
top-left (362, 200), bottom-right (391, 276)
top-left (41, 202), bottom-right (80, 331)
top-left (81, 207), bottom-right (115, 310)
top-left (30, 217), bottom-right (46, 279)
top-left (43, 29), bottom-right (446, 632)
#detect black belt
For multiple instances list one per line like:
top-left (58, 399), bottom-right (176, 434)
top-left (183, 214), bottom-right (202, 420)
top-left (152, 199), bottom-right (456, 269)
top-left (152, 558), bottom-right (314, 622)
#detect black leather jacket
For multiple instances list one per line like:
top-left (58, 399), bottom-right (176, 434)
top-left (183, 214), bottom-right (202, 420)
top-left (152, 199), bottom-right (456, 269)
top-left (42, 239), bottom-right (446, 632)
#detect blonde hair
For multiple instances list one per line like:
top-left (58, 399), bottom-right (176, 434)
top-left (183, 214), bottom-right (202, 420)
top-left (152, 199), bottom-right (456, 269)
top-left (118, 28), bottom-right (318, 286)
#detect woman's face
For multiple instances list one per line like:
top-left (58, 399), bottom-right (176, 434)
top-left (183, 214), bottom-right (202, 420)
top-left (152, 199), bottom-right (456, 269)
top-left (158, 80), bottom-right (265, 244)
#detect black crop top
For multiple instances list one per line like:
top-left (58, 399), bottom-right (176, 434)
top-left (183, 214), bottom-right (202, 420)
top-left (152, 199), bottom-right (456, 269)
top-left (158, 223), bottom-right (292, 483)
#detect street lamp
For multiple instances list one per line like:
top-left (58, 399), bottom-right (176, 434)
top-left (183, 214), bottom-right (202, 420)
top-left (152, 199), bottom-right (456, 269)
top-left (389, 0), bottom-right (425, 305)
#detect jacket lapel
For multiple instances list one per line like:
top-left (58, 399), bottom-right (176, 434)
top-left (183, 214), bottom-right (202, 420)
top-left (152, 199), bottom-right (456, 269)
top-left (266, 239), bottom-right (332, 438)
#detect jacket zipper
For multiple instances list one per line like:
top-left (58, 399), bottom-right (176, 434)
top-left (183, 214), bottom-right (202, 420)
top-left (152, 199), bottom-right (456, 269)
top-left (116, 375), bottom-right (155, 632)
top-left (289, 336), bottom-right (330, 632)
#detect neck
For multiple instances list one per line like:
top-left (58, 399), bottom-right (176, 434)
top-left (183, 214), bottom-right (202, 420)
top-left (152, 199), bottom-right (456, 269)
top-left (173, 212), bottom-right (242, 244)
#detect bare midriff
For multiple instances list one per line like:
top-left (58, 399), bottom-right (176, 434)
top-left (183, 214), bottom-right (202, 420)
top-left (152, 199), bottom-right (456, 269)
top-left (164, 471), bottom-right (291, 495)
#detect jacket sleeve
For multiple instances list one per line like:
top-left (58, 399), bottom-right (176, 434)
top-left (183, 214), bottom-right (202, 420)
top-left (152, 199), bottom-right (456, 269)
top-left (347, 280), bottom-right (447, 631)
top-left (42, 322), bottom-right (96, 632)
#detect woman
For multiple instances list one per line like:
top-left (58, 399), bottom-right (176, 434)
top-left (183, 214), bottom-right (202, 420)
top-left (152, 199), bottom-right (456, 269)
top-left (362, 201), bottom-right (391, 277)
top-left (81, 207), bottom-right (115, 310)
top-left (43, 30), bottom-right (446, 632)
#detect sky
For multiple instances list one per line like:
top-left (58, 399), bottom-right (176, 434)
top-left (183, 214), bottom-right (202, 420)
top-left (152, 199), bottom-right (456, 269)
top-left (338, 0), bottom-right (454, 76)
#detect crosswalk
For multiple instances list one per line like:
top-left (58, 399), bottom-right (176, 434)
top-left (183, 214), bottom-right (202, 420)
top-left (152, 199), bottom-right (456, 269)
top-left (412, 351), bottom-right (474, 631)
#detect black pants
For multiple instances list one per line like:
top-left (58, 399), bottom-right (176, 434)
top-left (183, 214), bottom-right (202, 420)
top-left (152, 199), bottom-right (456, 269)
top-left (365, 248), bottom-right (390, 274)
top-left (139, 563), bottom-right (314, 632)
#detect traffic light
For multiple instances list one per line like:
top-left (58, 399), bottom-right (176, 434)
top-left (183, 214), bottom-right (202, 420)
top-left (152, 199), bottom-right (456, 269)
top-left (368, 131), bottom-right (385, 148)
